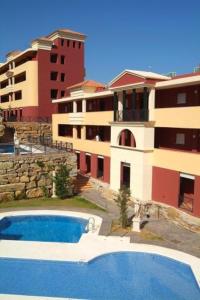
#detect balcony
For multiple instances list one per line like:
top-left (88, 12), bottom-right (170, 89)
top-left (155, 107), bottom-right (200, 128)
top-left (69, 113), bottom-right (84, 125)
top-left (154, 148), bottom-right (200, 176)
top-left (53, 111), bottom-right (113, 126)
top-left (115, 109), bottom-right (149, 122)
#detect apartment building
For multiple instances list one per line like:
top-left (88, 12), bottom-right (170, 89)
top-left (52, 70), bottom-right (200, 218)
top-left (0, 29), bottom-right (85, 121)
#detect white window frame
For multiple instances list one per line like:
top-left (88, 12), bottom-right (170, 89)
top-left (176, 133), bottom-right (185, 145)
top-left (177, 93), bottom-right (186, 104)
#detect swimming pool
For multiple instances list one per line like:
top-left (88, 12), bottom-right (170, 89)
top-left (0, 215), bottom-right (88, 243)
top-left (0, 144), bottom-right (14, 153)
top-left (0, 144), bottom-right (31, 154)
top-left (0, 252), bottom-right (199, 300)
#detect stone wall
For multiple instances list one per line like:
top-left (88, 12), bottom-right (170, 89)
top-left (0, 116), bottom-right (5, 139)
top-left (5, 122), bottom-right (52, 143)
top-left (0, 152), bottom-right (77, 202)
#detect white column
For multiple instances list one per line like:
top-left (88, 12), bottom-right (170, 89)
top-left (148, 88), bottom-right (155, 121)
top-left (118, 92), bottom-right (123, 111)
top-left (73, 126), bottom-right (77, 139)
top-left (73, 101), bottom-right (77, 113)
top-left (81, 126), bottom-right (86, 140)
top-left (52, 170), bottom-right (57, 198)
top-left (82, 99), bottom-right (86, 112)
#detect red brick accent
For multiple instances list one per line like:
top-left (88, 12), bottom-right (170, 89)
top-left (152, 166), bottom-right (180, 207)
top-left (80, 151), bottom-right (86, 174)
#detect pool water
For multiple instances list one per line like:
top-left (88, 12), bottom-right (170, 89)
top-left (0, 144), bottom-right (14, 153)
top-left (0, 252), bottom-right (199, 299)
top-left (0, 144), bottom-right (30, 154)
top-left (0, 215), bottom-right (88, 243)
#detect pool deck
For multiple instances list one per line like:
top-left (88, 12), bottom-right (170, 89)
top-left (0, 209), bottom-right (200, 290)
top-left (0, 191), bottom-right (200, 299)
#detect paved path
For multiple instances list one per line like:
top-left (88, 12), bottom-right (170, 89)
top-left (0, 189), bottom-right (199, 258)
top-left (82, 189), bottom-right (200, 258)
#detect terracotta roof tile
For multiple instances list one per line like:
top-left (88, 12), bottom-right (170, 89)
top-left (68, 80), bottom-right (105, 90)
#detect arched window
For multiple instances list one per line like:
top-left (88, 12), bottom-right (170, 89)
top-left (119, 129), bottom-right (136, 147)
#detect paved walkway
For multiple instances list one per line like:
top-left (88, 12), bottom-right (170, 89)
top-left (82, 189), bottom-right (200, 258)
top-left (0, 188), bottom-right (199, 258)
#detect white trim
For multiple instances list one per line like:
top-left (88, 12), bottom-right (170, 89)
top-left (109, 69), bottom-right (169, 87)
top-left (156, 75), bottom-right (200, 89)
top-left (52, 90), bottom-right (113, 103)
top-left (180, 173), bottom-right (195, 180)
top-left (0, 210), bottom-right (199, 298)
top-left (109, 82), bottom-right (154, 91)
top-left (0, 49), bottom-right (37, 69)
top-left (108, 70), bottom-right (144, 86)
top-left (97, 155), bottom-right (104, 159)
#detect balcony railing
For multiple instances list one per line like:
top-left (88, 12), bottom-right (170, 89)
top-left (6, 116), bottom-right (52, 123)
top-left (115, 109), bottom-right (149, 122)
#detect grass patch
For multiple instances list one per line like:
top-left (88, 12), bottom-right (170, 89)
top-left (0, 196), bottom-right (105, 211)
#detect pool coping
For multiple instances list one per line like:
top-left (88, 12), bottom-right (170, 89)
top-left (0, 209), bottom-right (200, 300)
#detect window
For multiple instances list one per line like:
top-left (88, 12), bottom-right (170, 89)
top-left (1, 94), bottom-right (9, 103)
top-left (177, 93), bottom-right (186, 104)
top-left (73, 41), bottom-right (76, 48)
top-left (61, 90), bottom-right (65, 98)
top-left (50, 53), bottom-right (58, 63)
top-left (78, 42), bottom-right (82, 49)
top-left (50, 71), bottom-right (58, 81)
top-left (58, 124), bottom-right (73, 137)
top-left (61, 39), bottom-right (64, 46)
top-left (0, 79), bottom-right (9, 89)
top-left (176, 133), bottom-right (185, 145)
top-left (60, 55), bottom-right (65, 64)
top-left (119, 129), bottom-right (136, 147)
top-left (15, 90), bottom-right (22, 100)
top-left (60, 73), bottom-right (65, 82)
top-left (14, 72), bottom-right (26, 84)
top-left (50, 89), bottom-right (58, 99)
top-left (77, 126), bottom-right (81, 139)
top-left (67, 40), bottom-right (70, 47)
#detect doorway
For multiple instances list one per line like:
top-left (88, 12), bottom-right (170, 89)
top-left (121, 162), bottom-right (130, 188)
top-left (76, 152), bottom-right (80, 170)
top-left (86, 154), bottom-right (91, 174)
top-left (97, 157), bottom-right (104, 179)
top-left (179, 175), bottom-right (194, 212)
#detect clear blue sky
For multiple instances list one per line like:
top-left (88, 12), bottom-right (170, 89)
top-left (0, 0), bottom-right (200, 83)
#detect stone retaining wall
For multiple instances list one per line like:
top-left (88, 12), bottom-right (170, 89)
top-left (0, 152), bottom-right (76, 202)
top-left (5, 122), bottom-right (52, 143)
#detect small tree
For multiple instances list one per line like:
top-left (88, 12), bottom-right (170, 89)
top-left (115, 186), bottom-right (131, 228)
top-left (53, 165), bottom-right (72, 199)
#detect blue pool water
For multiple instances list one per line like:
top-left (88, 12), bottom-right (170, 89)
top-left (0, 144), bottom-right (14, 153)
top-left (0, 215), bottom-right (88, 243)
top-left (0, 252), bottom-right (199, 299)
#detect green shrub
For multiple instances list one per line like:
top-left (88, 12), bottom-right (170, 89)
top-left (53, 165), bottom-right (72, 199)
top-left (36, 160), bottom-right (45, 168)
top-left (115, 186), bottom-right (131, 228)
